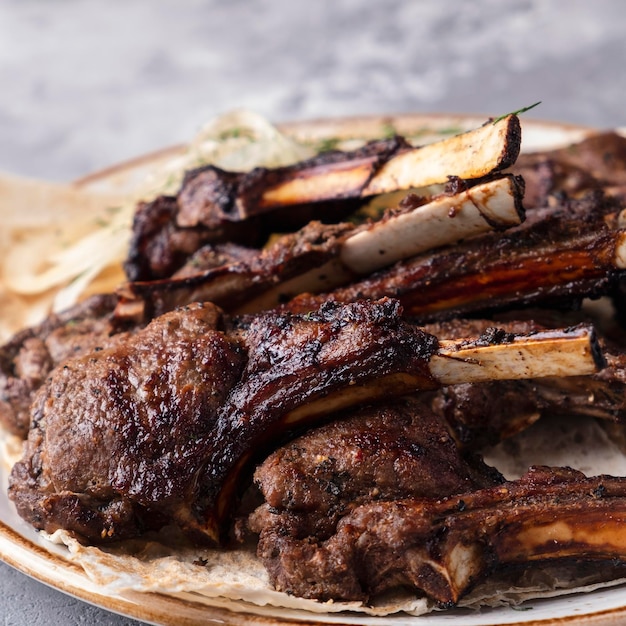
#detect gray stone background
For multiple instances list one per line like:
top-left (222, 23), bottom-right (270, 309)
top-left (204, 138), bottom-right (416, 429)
top-left (1, 0), bottom-right (625, 623)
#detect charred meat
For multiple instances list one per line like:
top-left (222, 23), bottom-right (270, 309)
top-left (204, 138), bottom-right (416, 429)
top-left (125, 115), bottom-right (521, 281)
top-left (8, 298), bottom-right (601, 545)
top-left (125, 137), bottom-right (410, 281)
top-left (6, 120), bottom-right (626, 613)
top-left (252, 465), bottom-right (626, 605)
top-left (285, 190), bottom-right (626, 320)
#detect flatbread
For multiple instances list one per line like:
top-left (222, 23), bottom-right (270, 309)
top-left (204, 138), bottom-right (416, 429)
top-left (0, 110), bottom-right (315, 342)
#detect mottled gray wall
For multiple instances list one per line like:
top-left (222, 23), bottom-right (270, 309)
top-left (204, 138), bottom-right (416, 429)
top-left (1, 0), bottom-right (625, 181)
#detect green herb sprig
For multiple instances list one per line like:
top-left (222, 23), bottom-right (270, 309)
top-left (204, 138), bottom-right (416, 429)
top-left (492, 101), bottom-right (542, 125)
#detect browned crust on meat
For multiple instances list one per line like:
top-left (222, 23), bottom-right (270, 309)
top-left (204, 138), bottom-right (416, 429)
top-left (253, 466), bottom-right (626, 605)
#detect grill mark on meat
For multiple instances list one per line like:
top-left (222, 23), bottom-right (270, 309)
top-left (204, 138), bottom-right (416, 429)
top-left (250, 396), bottom-right (503, 540)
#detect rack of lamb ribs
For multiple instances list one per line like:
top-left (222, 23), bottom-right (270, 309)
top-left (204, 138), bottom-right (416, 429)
top-left (6, 115), bottom-right (626, 608)
top-left (125, 115), bottom-right (521, 281)
top-left (1, 116), bottom-right (526, 438)
top-left (7, 297), bottom-right (602, 546)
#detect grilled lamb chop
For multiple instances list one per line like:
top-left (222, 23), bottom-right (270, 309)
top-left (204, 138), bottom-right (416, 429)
top-left (116, 175), bottom-right (525, 322)
top-left (175, 115), bottom-right (520, 229)
top-left (250, 396), bottom-right (504, 541)
top-left (125, 115), bottom-right (521, 281)
top-left (0, 294), bottom-right (126, 438)
top-left (125, 184), bottom-right (363, 283)
top-left (430, 351), bottom-right (626, 449)
top-left (285, 190), bottom-right (626, 320)
top-left (422, 316), bottom-right (626, 447)
top-left (251, 465), bottom-right (626, 605)
top-left (125, 137), bottom-right (408, 281)
top-left (8, 298), bottom-right (601, 546)
top-left (93, 135), bottom-right (626, 326)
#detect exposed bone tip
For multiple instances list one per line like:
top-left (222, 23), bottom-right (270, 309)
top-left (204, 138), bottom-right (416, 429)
top-left (431, 326), bottom-right (602, 385)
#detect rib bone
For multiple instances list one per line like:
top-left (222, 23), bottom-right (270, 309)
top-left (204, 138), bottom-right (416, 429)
top-left (340, 175), bottom-right (524, 275)
top-left (360, 115), bottom-right (521, 196)
top-left (227, 114), bottom-right (521, 220)
top-left (432, 326), bottom-right (601, 384)
top-left (9, 299), bottom-right (604, 546)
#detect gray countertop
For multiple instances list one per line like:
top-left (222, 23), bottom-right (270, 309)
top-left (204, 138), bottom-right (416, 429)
top-left (1, 1), bottom-right (625, 624)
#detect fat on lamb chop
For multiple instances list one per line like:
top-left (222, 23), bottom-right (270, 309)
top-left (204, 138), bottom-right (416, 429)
top-left (126, 115), bottom-right (521, 281)
top-left (8, 298), bottom-right (602, 546)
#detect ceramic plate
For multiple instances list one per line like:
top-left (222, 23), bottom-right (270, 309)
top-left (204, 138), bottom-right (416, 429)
top-left (2, 113), bottom-right (626, 626)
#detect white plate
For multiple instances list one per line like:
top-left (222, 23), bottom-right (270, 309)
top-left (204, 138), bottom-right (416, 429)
top-left (2, 113), bottom-right (626, 626)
